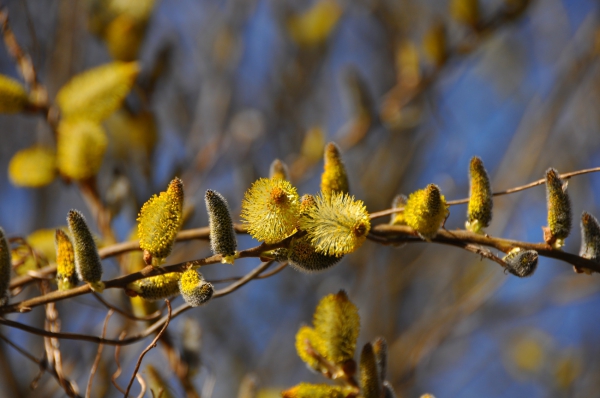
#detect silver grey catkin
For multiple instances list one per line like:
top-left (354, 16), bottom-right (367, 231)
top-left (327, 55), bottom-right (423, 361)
top-left (205, 190), bottom-right (237, 263)
top-left (67, 210), bottom-right (103, 285)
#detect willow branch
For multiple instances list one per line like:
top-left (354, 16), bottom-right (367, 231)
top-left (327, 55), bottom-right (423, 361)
top-left (86, 310), bottom-right (113, 398)
top-left (91, 293), bottom-right (163, 322)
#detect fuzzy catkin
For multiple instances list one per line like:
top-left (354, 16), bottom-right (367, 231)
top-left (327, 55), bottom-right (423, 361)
top-left (545, 168), bottom-right (572, 248)
top-left (287, 235), bottom-right (342, 272)
top-left (503, 248), bottom-right (538, 278)
top-left (55, 229), bottom-right (78, 290)
top-left (466, 156), bottom-right (493, 233)
top-left (360, 343), bottom-right (382, 398)
top-left (129, 272), bottom-right (182, 301)
top-left (205, 190), bottom-right (237, 263)
top-left (67, 210), bottom-right (103, 286)
top-left (580, 212), bottom-right (600, 263)
top-left (403, 184), bottom-right (448, 240)
top-left (321, 142), bottom-right (349, 201)
top-left (178, 269), bottom-right (213, 307)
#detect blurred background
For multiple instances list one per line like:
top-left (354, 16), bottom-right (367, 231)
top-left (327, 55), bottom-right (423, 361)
top-left (0, 0), bottom-right (600, 397)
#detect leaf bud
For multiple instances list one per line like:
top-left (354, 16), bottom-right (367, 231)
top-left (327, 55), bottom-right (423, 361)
top-left (466, 156), bottom-right (493, 233)
top-left (178, 269), bottom-right (214, 307)
top-left (502, 248), bottom-right (538, 278)
top-left (205, 190), bottom-right (237, 264)
top-left (67, 210), bottom-right (104, 291)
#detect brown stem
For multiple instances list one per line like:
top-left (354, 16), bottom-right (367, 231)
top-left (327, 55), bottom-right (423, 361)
top-left (86, 310), bottom-right (113, 398)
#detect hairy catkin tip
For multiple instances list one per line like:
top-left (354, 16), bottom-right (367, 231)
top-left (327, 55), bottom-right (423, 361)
top-left (389, 194), bottom-right (407, 225)
top-left (128, 272), bottom-right (182, 301)
top-left (205, 190), bottom-right (237, 261)
top-left (360, 343), bottom-right (382, 398)
top-left (313, 290), bottom-right (360, 365)
top-left (503, 248), bottom-right (538, 278)
top-left (579, 212), bottom-right (600, 271)
top-left (8, 146), bottom-right (56, 188)
top-left (67, 210), bottom-right (103, 284)
top-left (0, 228), bottom-right (11, 305)
top-left (241, 178), bottom-right (300, 244)
top-left (269, 158), bottom-right (290, 180)
top-left (545, 168), bottom-right (572, 248)
top-left (178, 269), bottom-right (214, 307)
top-left (466, 156), bottom-right (493, 233)
top-left (0, 74), bottom-right (30, 113)
top-left (300, 192), bottom-right (370, 257)
top-left (57, 119), bottom-right (107, 180)
top-left (281, 383), bottom-right (346, 398)
top-left (321, 142), bottom-right (349, 200)
top-left (55, 229), bottom-right (78, 290)
top-left (404, 184), bottom-right (448, 240)
top-left (137, 177), bottom-right (184, 260)
top-left (288, 236), bottom-right (342, 272)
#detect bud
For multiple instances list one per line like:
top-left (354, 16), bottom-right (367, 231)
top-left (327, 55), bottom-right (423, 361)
top-left (0, 228), bottom-right (11, 305)
top-left (372, 337), bottom-right (388, 381)
top-left (544, 168), bottom-right (572, 248)
top-left (55, 229), bottom-right (78, 290)
top-left (300, 192), bottom-right (370, 257)
top-left (450, 0), bottom-right (480, 29)
top-left (423, 22), bottom-right (448, 68)
top-left (295, 325), bottom-right (328, 373)
top-left (466, 157), bottom-right (493, 233)
top-left (404, 184), bottom-right (449, 240)
top-left (0, 74), bottom-right (29, 113)
top-left (389, 194), bottom-right (407, 225)
top-left (8, 146), bottom-right (56, 187)
top-left (67, 210), bottom-right (104, 291)
top-left (281, 383), bottom-right (346, 398)
top-left (241, 177), bottom-right (300, 244)
top-left (57, 119), bottom-right (108, 180)
top-left (178, 269), bottom-right (214, 307)
top-left (205, 190), bottom-right (237, 264)
top-left (269, 159), bottom-right (290, 180)
top-left (56, 61), bottom-right (140, 122)
top-left (313, 290), bottom-right (360, 365)
top-left (360, 343), bottom-right (382, 398)
top-left (502, 248), bottom-right (538, 278)
top-left (287, 236), bottom-right (342, 272)
top-left (128, 272), bottom-right (182, 301)
top-left (321, 142), bottom-right (349, 201)
top-left (137, 177), bottom-right (184, 261)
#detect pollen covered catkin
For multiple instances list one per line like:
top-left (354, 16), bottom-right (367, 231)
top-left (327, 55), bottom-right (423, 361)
top-left (128, 272), bottom-right (182, 301)
top-left (544, 168), bottom-right (572, 248)
top-left (404, 184), bottom-right (448, 240)
top-left (205, 190), bottom-right (237, 264)
top-left (67, 210), bottom-right (104, 291)
top-left (55, 229), bottom-right (78, 290)
top-left (0, 228), bottom-right (11, 305)
top-left (466, 157), bottom-right (492, 233)
top-left (178, 269), bottom-right (214, 307)
top-left (295, 325), bottom-right (327, 373)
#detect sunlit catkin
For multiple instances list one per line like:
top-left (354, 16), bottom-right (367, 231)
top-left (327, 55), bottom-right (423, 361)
top-left (55, 229), bottom-right (78, 290)
top-left (0, 74), bottom-right (29, 113)
top-left (0, 228), bottom-right (11, 305)
top-left (579, 212), bottom-right (600, 263)
top-left (178, 269), bottom-right (214, 307)
top-left (281, 383), bottom-right (346, 398)
top-left (8, 146), bottom-right (56, 187)
top-left (389, 194), bottom-right (407, 225)
top-left (56, 61), bottom-right (140, 122)
top-left (205, 190), bottom-right (237, 263)
top-left (138, 177), bottom-right (184, 262)
top-left (295, 325), bottom-right (327, 373)
top-left (269, 158), bottom-right (290, 180)
top-left (287, 236), bottom-right (342, 272)
top-left (321, 142), bottom-right (349, 201)
top-left (57, 119), bottom-right (107, 180)
top-left (544, 168), bottom-right (572, 248)
top-left (128, 272), bottom-right (182, 301)
top-left (313, 290), bottom-right (360, 365)
top-left (404, 184), bottom-right (448, 240)
top-left (300, 192), bottom-right (370, 257)
top-left (360, 343), bottom-right (382, 398)
top-left (67, 210), bottom-right (104, 291)
top-left (502, 248), bottom-right (538, 278)
top-left (241, 177), bottom-right (300, 244)
top-left (466, 157), bottom-right (493, 233)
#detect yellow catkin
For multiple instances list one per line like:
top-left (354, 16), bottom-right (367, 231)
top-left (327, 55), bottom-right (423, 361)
top-left (0, 74), bottom-right (29, 113)
top-left (321, 142), bottom-right (349, 201)
top-left (269, 159), bottom-right (290, 180)
top-left (67, 210), bottom-right (104, 291)
top-left (178, 269), bottom-right (214, 307)
top-left (423, 22), bottom-right (448, 68)
top-left (502, 248), bottom-right (538, 278)
top-left (295, 326), bottom-right (328, 372)
top-left (466, 156), bottom-right (493, 233)
top-left (286, 0), bottom-right (342, 48)
top-left (8, 146), bottom-right (56, 187)
top-left (128, 272), bottom-right (182, 301)
top-left (404, 184), bottom-right (448, 240)
top-left (205, 190), bottom-right (237, 264)
top-left (313, 290), bottom-right (360, 365)
top-left (56, 61), bottom-right (140, 122)
top-left (27, 228), bottom-right (62, 263)
top-left (545, 168), bottom-right (571, 248)
top-left (281, 383), bottom-right (346, 398)
top-left (57, 119), bottom-right (108, 180)
top-left (137, 177), bottom-right (184, 261)
top-left (300, 192), bottom-right (370, 257)
top-left (389, 194), bottom-right (407, 226)
top-left (105, 14), bottom-right (145, 62)
top-left (241, 178), bottom-right (300, 244)
top-left (360, 343), bottom-right (382, 398)
top-left (580, 212), bottom-right (600, 264)
top-left (55, 229), bottom-right (78, 290)
top-left (0, 228), bottom-right (11, 305)
top-left (450, 0), bottom-right (480, 29)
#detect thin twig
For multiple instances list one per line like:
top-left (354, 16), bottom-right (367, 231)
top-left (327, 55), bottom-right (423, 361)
top-left (112, 331), bottom-right (128, 394)
top-left (124, 300), bottom-right (172, 397)
top-left (86, 310), bottom-right (114, 398)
